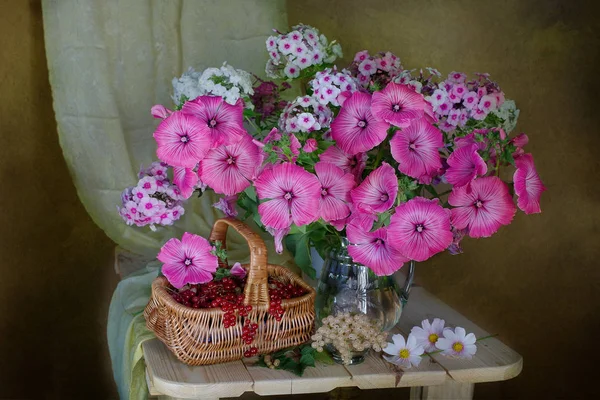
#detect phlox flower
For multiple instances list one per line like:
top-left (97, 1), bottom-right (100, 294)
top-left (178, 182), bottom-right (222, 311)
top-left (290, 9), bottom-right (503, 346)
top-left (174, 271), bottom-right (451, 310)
top-left (347, 224), bottom-right (408, 276)
top-left (390, 117), bottom-right (443, 183)
top-left (448, 71), bottom-right (467, 83)
top-left (428, 89), bottom-right (447, 106)
top-left (350, 163), bottom-right (397, 214)
top-left (382, 334), bottom-right (424, 369)
top-left (451, 84), bottom-right (467, 99)
top-left (410, 318), bottom-right (446, 353)
top-left (278, 38), bottom-right (294, 54)
top-left (330, 91), bottom-right (389, 155)
top-left (315, 162), bottom-right (355, 222)
top-left (354, 50), bottom-right (370, 63)
top-left (445, 144), bottom-right (488, 187)
top-left (297, 112), bottom-right (316, 131)
top-left (266, 36), bottom-right (277, 51)
top-left (213, 195), bottom-right (238, 218)
top-left (447, 108), bottom-right (462, 126)
top-left (435, 327), bottom-right (477, 359)
top-left (462, 91), bottom-right (479, 110)
top-left (358, 59), bottom-right (377, 76)
top-left (157, 232), bottom-right (218, 289)
top-left (371, 83), bottom-right (427, 128)
top-left (138, 176), bottom-right (158, 194)
top-left (449, 176), bottom-right (516, 238)
top-left (388, 197), bottom-right (453, 262)
top-left (513, 153), bottom-right (546, 214)
top-left (254, 163), bottom-right (321, 229)
top-left (478, 94), bottom-right (497, 112)
top-left (153, 111), bottom-right (212, 168)
top-left (471, 107), bottom-right (487, 120)
top-left (303, 138), bottom-right (318, 153)
top-left (435, 101), bottom-right (452, 116)
top-left (181, 96), bottom-right (246, 146)
top-left (198, 135), bottom-right (259, 195)
top-left (320, 145), bottom-right (367, 182)
top-left (139, 196), bottom-right (161, 216)
top-left (284, 63), bottom-right (301, 79)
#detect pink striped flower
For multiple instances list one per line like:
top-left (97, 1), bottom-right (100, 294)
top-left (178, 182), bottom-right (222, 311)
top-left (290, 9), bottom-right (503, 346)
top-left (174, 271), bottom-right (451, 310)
top-left (347, 223), bottom-right (408, 276)
top-left (153, 112), bottom-right (212, 168)
top-left (390, 117), bottom-right (443, 183)
top-left (172, 167), bottom-right (198, 199)
top-left (513, 154), bottom-right (546, 214)
top-left (445, 144), bottom-right (488, 187)
top-left (388, 197), bottom-right (453, 262)
top-left (254, 163), bottom-right (321, 229)
top-left (266, 226), bottom-right (290, 254)
top-left (315, 162), bottom-right (355, 222)
top-left (330, 92), bottom-right (389, 155)
top-left (449, 176), bottom-right (517, 238)
top-left (320, 145), bottom-right (367, 182)
top-left (181, 96), bottom-right (246, 146)
top-left (198, 136), bottom-right (259, 195)
top-left (350, 163), bottom-right (398, 214)
top-left (371, 83), bottom-right (427, 128)
top-left (157, 232), bottom-right (218, 289)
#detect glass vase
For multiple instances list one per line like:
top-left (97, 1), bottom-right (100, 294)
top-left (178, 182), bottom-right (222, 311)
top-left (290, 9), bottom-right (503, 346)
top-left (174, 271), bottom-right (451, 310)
top-left (315, 238), bottom-right (415, 365)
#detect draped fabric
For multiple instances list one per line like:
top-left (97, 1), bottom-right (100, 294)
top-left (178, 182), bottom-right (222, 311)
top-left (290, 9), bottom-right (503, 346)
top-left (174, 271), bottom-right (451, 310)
top-left (42, 0), bottom-right (292, 265)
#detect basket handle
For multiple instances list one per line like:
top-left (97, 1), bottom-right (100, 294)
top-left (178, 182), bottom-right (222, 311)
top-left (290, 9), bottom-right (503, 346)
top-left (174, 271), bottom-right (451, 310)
top-left (209, 218), bottom-right (270, 308)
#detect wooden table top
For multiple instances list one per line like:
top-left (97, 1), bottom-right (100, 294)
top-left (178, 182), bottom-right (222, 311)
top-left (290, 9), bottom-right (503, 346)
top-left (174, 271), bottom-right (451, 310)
top-left (143, 286), bottom-right (522, 399)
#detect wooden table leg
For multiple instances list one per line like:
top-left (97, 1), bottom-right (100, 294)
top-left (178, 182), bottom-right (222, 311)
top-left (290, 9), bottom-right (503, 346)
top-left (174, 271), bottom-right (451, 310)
top-left (410, 381), bottom-right (474, 400)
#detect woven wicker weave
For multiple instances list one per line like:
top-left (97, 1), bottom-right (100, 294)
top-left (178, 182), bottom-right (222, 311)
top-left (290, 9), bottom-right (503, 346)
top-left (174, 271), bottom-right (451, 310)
top-left (144, 218), bottom-right (316, 365)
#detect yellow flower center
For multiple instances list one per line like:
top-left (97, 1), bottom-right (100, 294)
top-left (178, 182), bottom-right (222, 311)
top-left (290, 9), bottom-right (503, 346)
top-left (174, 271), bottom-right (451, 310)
top-left (452, 342), bottom-right (464, 352)
top-left (428, 333), bottom-right (439, 343)
top-left (399, 349), bottom-right (410, 359)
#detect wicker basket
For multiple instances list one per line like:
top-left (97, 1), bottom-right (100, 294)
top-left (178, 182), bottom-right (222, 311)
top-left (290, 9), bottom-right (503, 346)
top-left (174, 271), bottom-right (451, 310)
top-left (144, 218), bottom-right (316, 365)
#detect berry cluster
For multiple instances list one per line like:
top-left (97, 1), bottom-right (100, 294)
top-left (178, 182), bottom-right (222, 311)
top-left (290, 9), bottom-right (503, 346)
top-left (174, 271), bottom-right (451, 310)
top-left (267, 280), bottom-right (306, 321)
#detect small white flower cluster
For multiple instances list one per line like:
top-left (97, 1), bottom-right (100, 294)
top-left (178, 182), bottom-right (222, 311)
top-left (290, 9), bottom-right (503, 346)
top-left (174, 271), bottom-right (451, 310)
top-left (265, 24), bottom-right (343, 80)
top-left (172, 63), bottom-right (254, 107)
top-left (278, 95), bottom-right (333, 134)
top-left (310, 68), bottom-right (359, 107)
top-left (392, 70), bottom-right (425, 93)
top-left (492, 99), bottom-right (520, 133)
top-left (311, 312), bottom-right (388, 365)
top-left (352, 50), bottom-right (403, 87)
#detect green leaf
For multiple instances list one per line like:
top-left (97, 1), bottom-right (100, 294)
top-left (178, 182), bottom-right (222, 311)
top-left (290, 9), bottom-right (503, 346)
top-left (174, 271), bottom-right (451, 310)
top-left (299, 353), bottom-right (315, 368)
top-left (284, 233), bottom-right (316, 279)
top-left (214, 267), bottom-right (231, 280)
top-left (314, 350), bottom-right (335, 365)
top-left (300, 345), bottom-right (315, 355)
top-left (211, 241), bottom-right (228, 261)
top-left (244, 186), bottom-right (257, 202)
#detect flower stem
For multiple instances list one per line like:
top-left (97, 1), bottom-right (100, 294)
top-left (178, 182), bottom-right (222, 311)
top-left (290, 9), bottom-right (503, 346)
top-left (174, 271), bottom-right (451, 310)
top-left (245, 116), bottom-right (260, 135)
top-left (373, 146), bottom-right (384, 169)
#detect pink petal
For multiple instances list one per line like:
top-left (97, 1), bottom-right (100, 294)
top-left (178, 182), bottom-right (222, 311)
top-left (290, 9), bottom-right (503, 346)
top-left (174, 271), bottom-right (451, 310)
top-left (172, 167), bottom-right (198, 199)
top-left (315, 162), bottom-right (355, 221)
top-left (371, 83), bottom-right (426, 128)
top-left (513, 153), bottom-right (546, 214)
top-left (350, 162), bottom-right (398, 213)
top-left (347, 225), bottom-right (407, 276)
top-left (161, 262), bottom-right (189, 289)
top-left (157, 237), bottom-right (184, 264)
top-left (320, 145), bottom-right (367, 181)
top-left (151, 104), bottom-right (172, 119)
top-left (445, 144), bottom-right (488, 187)
top-left (182, 96), bottom-right (246, 146)
top-left (258, 199), bottom-right (292, 229)
top-left (230, 262), bottom-right (247, 279)
top-left (266, 226), bottom-right (290, 254)
top-left (154, 112), bottom-right (212, 168)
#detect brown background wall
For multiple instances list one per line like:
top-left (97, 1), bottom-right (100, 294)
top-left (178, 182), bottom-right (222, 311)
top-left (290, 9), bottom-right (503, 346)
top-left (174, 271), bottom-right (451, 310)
top-left (288, 0), bottom-right (600, 399)
top-left (0, 0), bottom-right (598, 399)
top-left (0, 0), bottom-right (119, 398)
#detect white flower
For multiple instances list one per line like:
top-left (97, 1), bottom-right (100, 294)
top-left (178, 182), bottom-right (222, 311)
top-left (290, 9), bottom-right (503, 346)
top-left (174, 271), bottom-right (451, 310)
top-left (284, 63), bottom-right (300, 79)
top-left (278, 38), bottom-right (295, 55)
top-left (266, 36), bottom-right (278, 51)
top-left (383, 334), bottom-right (424, 369)
top-left (493, 99), bottom-right (520, 133)
top-left (410, 318), bottom-right (446, 352)
top-left (171, 67), bottom-right (203, 105)
top-left (435, 327), bottom-right (477, 359)
top-left (297, 112), bottom-right (316, 131)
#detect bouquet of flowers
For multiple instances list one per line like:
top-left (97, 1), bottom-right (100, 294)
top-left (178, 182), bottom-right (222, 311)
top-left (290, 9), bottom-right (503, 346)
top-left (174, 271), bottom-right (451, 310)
top-left (119, 23), bottom-right (545, 282)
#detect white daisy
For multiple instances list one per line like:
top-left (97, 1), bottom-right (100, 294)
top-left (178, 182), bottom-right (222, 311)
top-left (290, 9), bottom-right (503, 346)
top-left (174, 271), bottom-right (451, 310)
top-left (435, 327), bottom-right (477, 359)
top-left (410, 318), bottom-right (446, 352)
top-left (382, 334), bottom-right (424, 369)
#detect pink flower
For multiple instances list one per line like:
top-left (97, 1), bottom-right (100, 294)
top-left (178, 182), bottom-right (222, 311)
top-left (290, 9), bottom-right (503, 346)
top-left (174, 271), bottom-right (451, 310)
top-left (266, 226), bottom-right (290, 254)
top-left (448, 71), bottom-right (466, 83)
top-left (371, 83), bottom-right (427, 128)
top-left (449, 176), bottom-right (517, 238)
top-left (230, 262), bottom-right (246, 279)
top-left (445, 144), bottom-right (488, 187)
top-left (303, 138), bottom-right (318, 153)
top-left (462, 92), bottom-right (479, 110)
top-left (181, 96), bottom-right (246, 146)
top-left (330, 91), bottom-right (389, 155)
top-left (140, 196), bottom-right (161, 216)
top-left (388, 197), bottom-right (453, 262)
top-left (172, 167), bottom-right (198, 199)
top-left (350, 163), bottom-right (398, 214)
top-left (358, 59), bottom-right (377, 76)
top-left (390, 117), bottom-right (443, 183)
top-left (513, 154), bottom-right (546, 214)
top-left (254, 163), bottom-right (321, 229)
top-left (478, 95), bottom-right (497, 112)
top-left (354, 50), bottom-right (370, 63)
top-left (151, 104), bottom-right (172, 119)
top-left (153, 112), bottom-right (212, 168)
top-left (315, 162), bottom-right (355, 222)
top-left (320, 145), bottom-right (367, 182)
top-left (213, 195), bottom-right (238, 217)
top-left (347, 224), bottom-right (408, 276)
top-left (157, 232), bottom-right (218, 289)
top-left (198, 136), bottom-right (259, 195)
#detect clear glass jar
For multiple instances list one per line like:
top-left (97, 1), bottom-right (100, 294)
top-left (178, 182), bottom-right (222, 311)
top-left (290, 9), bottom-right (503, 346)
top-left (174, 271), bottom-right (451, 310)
top-left (315, 238), bottom-right (415, 364)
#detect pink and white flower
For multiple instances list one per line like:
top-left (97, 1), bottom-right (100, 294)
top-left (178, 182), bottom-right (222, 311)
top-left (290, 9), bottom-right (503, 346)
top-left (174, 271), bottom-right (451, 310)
top-left (315, 162), bottom-right (355, 222)
top-left (382, 334), bottom-right (424, 369)
top-left (320, 145), bottom-right (367, 181)
top-left (372, 83), bottom-right (427, 128)
top-left (172, 167), bottom-right (198, 199)
top-left (445, 144), bottom-right (488, 188)
top-left (449, 176), bottom-right (517, 238)
top-left (435, 327), bottom-right (477, 359)
top-left (157, 232), bottom-right (218, 288)
top-left (410, 318), bottom-right (446, 353)
top-left (255, 163), bottom-right (321, 229)
top-left (330, 91), bottom-right (389, 155)
top-left (462, 91), bottom-right (479, 110)
top-left (478, 94), bottom-right (497, 112)
top-left (350, 163), bottom-right (398, 214)
top-left (347, 223), bottom-right (408, 276)
top-left (153, 111), bottom-right (212, 168)
top-left (303, 138), bottom-right (318, 153)
top-left (388, 197), bottom-right (453, 262)
top-left (284, 63), bottom-right (300, 79)
top-left (181, 96), bottom-right (246, 146)
top-left (390, 117), bottom-right (443, 183)
top-left (513, 153), bottom-right (545, 214)
top-left (358, 59), bottom-right (377, 76)
top-left (266, 226), bottom-right (290, 254)
top-left (230, 262), bottom-right (246, 279)
top-left (213, 195), bottom-right (238, 217)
